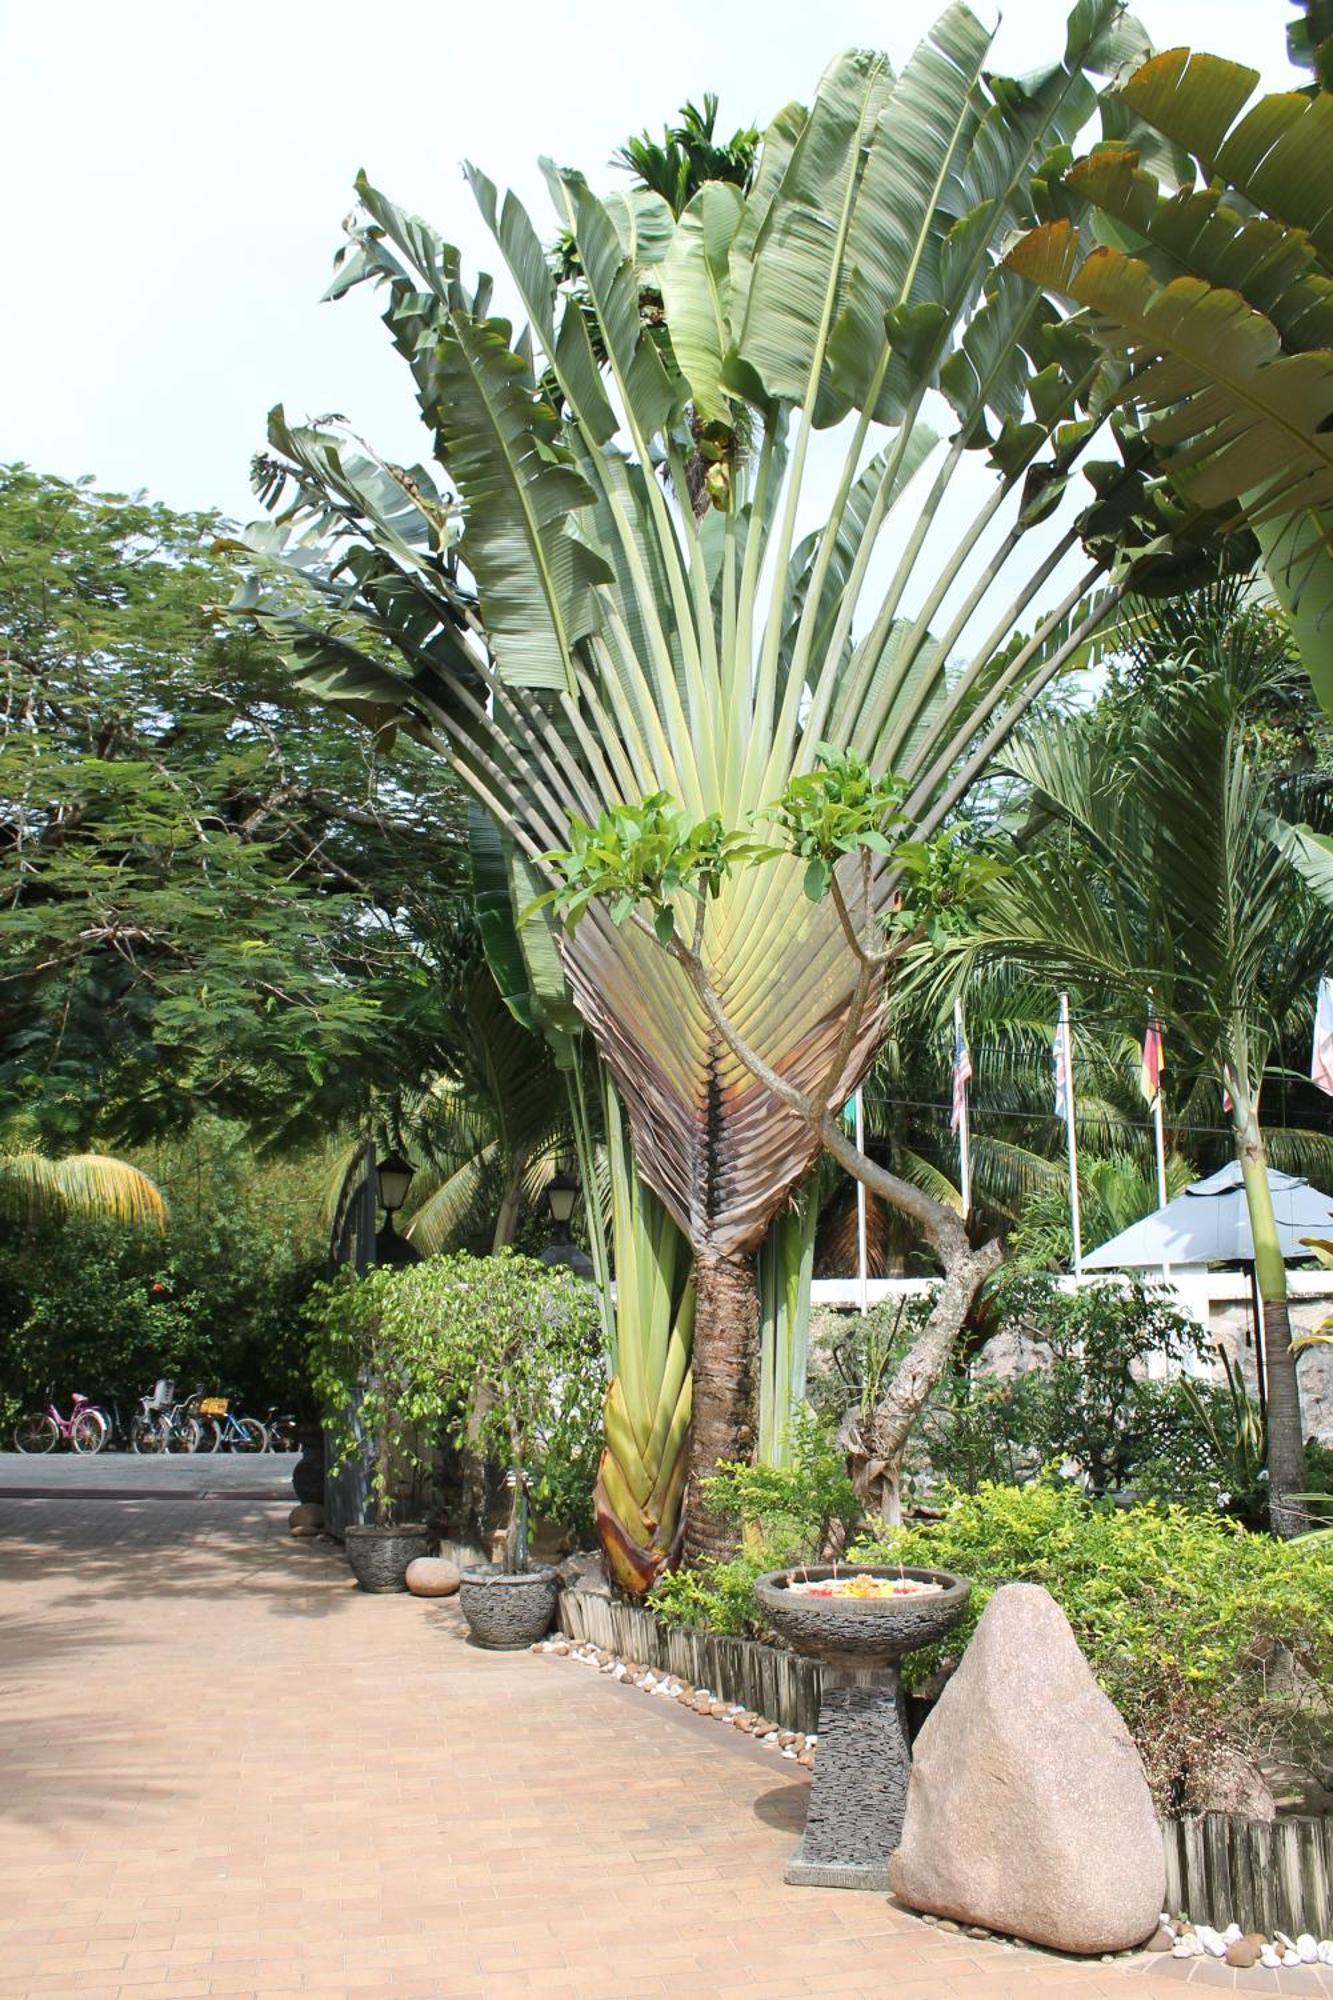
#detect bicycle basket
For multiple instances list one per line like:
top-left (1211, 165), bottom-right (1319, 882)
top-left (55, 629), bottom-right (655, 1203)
top-left (153, 1378), bottom-right (175, 1406)
top-left (198, 1396), bottom-right (228, 1417)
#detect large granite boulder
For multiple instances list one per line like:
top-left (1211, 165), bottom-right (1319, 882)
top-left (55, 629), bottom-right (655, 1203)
top-left (889, 1582), bottom-right (1163, 1955)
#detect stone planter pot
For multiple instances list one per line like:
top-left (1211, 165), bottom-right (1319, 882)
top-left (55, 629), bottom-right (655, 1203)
top-left (459, 1565), bottom-right (559, 1649)
top-left (344, 1522), bottom-right (429, 1592)
top-left (755, 1565), bottom-right (970, 1891)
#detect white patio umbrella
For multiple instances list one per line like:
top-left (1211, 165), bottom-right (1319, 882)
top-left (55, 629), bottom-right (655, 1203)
top-left (1082, 1162), bottom-right (1333, 1270)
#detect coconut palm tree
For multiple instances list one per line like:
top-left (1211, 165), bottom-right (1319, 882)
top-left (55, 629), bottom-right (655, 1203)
top-left (958, 594), bottom-right (1333, 1531)
top-left (240, 2), bottom-right (1206, 1557)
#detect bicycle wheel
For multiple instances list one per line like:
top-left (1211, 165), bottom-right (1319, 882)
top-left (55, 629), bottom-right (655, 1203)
top-left (232, 1417), bottom-right (267, 1453)
top-left (130, 1414), bottom-right (164, 1455)
top-left (166, 1415), bottom-right (201, 1453)
top-left (71, 1409), bottom-right (109, 1454)
top-left (14, 1411), bottom-right (58, 1454)
top-left (194, 1416), bottom-right (222, 1453)
top-left (269, 1418), bottom-right (297, 1452)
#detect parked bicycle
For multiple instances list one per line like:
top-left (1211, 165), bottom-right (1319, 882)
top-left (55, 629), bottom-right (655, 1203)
top-left (263, 1407), bottom-right (298, 1453)
top-left (188, 1389), bottom-right (266, 1454)
top-left (129, 1380), bottom-right (201, 1455)
top-left (13, 1391), bottom-right (109, 1455)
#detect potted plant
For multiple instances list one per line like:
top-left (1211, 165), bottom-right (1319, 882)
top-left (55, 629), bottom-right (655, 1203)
top-left (450, 1250), bottom-right (604, 1649)
top-left (309, 1263), bottom-right (459, 1590)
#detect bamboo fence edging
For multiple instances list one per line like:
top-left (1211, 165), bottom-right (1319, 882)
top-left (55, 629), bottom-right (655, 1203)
top-left (559, 1591), bottom-right (1331, 1938)
top-left (556, 1587), bottom-right (822, 1734)
top-left (1160, 1812), bottom-right (1332, 1940)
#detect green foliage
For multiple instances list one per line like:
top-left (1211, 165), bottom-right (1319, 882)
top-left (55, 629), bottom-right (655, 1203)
top-left (651, 1410), bottom-right (857, 1634)
top-left (764, 747), bottom-right (905, 902)
top-left (853, 1479), bottom-right (1333, 1811)
top-left (0, 464), bottom-right (468, 1147)
top-left (612, 95), bottom-right (759, 220)
top-left (535, 795), bottom-right (770, 946)
top-left (980, 1273), bottom-right (1205, 1496)
top-left (0, 1120), bottom-right (326, 1417)
top-left (307, 1249), bottom-right (604, 1534)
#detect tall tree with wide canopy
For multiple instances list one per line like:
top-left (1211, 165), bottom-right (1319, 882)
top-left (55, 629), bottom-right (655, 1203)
top-left (242, 0), bottom-right (1216, 1559)
top-left (957, 594), bottom-right (1333, 1532)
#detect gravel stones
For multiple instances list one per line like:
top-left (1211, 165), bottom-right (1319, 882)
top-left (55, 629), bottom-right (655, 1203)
top-left (889, 1583), bottom-right (1164, 1956)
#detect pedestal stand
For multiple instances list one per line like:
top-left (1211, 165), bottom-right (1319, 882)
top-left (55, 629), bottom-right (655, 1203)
top-left (784, 1662), bottom-right (910, 1890)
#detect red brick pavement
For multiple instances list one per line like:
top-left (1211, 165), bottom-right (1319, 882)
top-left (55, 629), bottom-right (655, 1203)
top-left (0, 1488), bottom-right (1300, 1998)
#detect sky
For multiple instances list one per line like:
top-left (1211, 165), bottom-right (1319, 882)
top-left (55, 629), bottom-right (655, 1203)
top-left (0, 0), bottom-right (1302, 527)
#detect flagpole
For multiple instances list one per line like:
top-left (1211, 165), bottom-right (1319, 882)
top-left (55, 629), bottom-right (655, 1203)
top-left (854, 1088), bottom-right (868, 1316)
top-left (954, 997), bottom-right (973, 1223)
top-left (1060, 992), bottom-right (1083, 1278)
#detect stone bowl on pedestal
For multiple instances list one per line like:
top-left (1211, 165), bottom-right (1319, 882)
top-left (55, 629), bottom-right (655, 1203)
top-left (755, 1565), bottom-right (970, 1892)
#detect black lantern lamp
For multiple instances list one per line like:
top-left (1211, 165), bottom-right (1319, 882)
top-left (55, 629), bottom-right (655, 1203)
top-left (375, 1150), bottom-right (416, 1214)
top-left (541, 1167), bottom-right (593, 1276)
top-left (544, 1168), bottom-right (580, 1235)
top-left (374, 1150), bottom-right (421, 1266)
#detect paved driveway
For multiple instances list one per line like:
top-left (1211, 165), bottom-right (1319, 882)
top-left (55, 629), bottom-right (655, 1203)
top-left (0, 1462), bottom-right (1269, 1998)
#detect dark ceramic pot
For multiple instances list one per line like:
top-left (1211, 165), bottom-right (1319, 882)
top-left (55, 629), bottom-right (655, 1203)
top-left (754, 1565), bottom-right (970, 1669)
top-left (344, 1523), bottom-right (430, 1592)
top-left (291, 1427), bottom-right (325, 1507)
top-left (458, 1565), bottom-right (559, 1649)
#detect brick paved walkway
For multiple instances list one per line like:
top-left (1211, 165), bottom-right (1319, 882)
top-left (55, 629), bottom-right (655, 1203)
top-left (0, 1476), bottom-right (1297, 1998)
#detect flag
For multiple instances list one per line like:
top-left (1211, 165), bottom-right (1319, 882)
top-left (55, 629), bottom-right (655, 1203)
top-left (951, 1017), bottom-right (973, 1133)
top-left (1052, 1017), bottom-right (1070, 1119)
top-left (1140, 1003), bottom-right (1164, 1105)
top-left (1313, 977), bottom-right (1333, 1097)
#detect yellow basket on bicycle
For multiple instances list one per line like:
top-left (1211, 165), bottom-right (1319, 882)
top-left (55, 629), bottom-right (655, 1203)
top-left (198, 1396), bottom-right (229, 1417)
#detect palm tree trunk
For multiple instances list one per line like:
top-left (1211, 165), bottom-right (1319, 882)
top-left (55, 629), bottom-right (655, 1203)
top-left (1235, 1112), bottom-right (1307, 1536)
top-left (684, 1247), bottom-right (758, 1563)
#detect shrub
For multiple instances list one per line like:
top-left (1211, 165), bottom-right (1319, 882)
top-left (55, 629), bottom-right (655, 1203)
top-left (652, 1410), bottom-right (856, 1635)
top-left (853, 1478), bottom-right (1333, 1812)
top-left (308, 1249), bottom-right (604, 1542)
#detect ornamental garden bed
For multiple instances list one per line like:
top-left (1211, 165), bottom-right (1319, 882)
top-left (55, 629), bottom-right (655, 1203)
top-left (558, 1582), bottom-right (1333, 1939)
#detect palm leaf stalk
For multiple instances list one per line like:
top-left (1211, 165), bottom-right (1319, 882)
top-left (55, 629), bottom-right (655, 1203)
top-left (955, 605), bottom-right (1333, 1532)
top-left (238, 0), bottom-right (1212, 1560)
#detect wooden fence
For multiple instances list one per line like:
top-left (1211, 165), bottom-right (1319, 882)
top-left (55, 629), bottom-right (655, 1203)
top-left (1162, 1813), bottom-right (1333, 1939)
top-left (557, 1588), bottom-right (822, 1734)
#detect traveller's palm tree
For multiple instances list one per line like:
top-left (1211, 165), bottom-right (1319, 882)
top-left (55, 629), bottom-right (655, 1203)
top-left (241, 1), bottom-right (1192, 1556)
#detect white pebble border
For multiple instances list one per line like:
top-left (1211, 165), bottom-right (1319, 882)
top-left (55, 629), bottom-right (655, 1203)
top-left (531, 1635), bottom-right (817, 1766)
top-left (1157, 1917), bottom-right (1333, 1970)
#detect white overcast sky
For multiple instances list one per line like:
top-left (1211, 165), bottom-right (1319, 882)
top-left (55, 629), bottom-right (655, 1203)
top-left (0, 0), bottom-right (1300, 525)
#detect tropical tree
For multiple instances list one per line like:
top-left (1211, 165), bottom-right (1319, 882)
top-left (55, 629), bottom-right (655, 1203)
top-left (1003, 6), bottom-right (1333, 717)
top-left (241, 2), bottom-right (1217, 1559)
top-left (0, 465), bottom-right (469, 1149)
top-left (957, 593), bottom-right (1333, 1531)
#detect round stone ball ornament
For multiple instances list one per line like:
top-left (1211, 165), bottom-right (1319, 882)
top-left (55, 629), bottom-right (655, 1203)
top-left (755, 1564), bottom-right (970, 1891)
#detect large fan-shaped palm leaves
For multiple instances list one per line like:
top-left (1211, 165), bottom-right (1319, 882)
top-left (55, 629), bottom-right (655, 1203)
top-left (0, 1150), bottom-right (166, 1230)
top-left (241, 1), bottom-right (1179, 1556)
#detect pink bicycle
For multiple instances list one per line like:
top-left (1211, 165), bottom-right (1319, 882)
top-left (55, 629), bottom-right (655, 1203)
top-left (13, 1391), bottom-right (109, 1454)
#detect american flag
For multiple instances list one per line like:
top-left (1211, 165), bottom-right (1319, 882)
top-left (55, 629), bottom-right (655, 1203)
top-left (1052, 1016), bottom-right (1070, 1120)
top-left (951, 1015), bottom-right (973, 1133)
top-left (1140, 1003), bottom-right (1164, 1106)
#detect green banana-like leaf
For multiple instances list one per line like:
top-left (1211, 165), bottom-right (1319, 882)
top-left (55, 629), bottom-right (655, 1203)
top-left (659, 180), bottom-right (745, 423)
